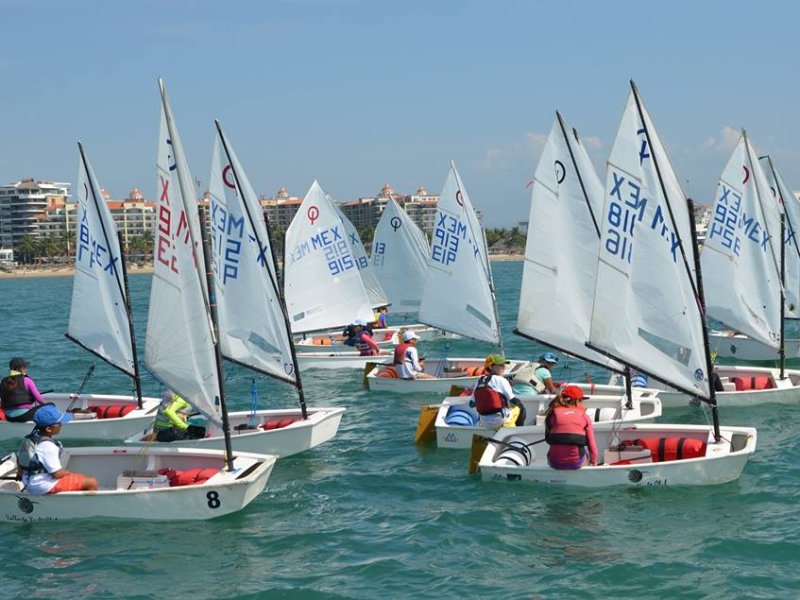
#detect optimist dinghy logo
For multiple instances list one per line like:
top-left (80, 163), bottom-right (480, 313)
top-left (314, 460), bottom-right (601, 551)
top-left (694, 368), bottom-right (704, 381)
top-left (554, 160), bottom-right (566, 184)
top-left (222, 165), bottom-right (236, 190)
top-left (17, 497), bottom-right (36, 514)
top-left (307, 205), bottom-right (320, 225)
top-left (390, 217), bottom-right (401, 232)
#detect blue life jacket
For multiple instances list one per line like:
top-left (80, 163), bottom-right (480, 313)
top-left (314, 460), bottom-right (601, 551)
top-left (17, 431), bottom-right (62, 475)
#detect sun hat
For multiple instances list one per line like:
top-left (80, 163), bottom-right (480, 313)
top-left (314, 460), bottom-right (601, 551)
top-left (539, 352), bottom-right (558, 364)
top-left (560, 385), bottom-right (587, 401)
top-left (403, 331), bottom-right (420, 342)
top-left (33, 405), bottom-right (73, 428)
top-left (485, 354), bottom-right (510, 367)
top-left (9, 357), bottom-right (28, 371)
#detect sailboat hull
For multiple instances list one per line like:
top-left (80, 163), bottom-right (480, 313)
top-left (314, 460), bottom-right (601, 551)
top-left (294, 324), bottom-right (455, 348)
top-left (125, 407), bottom-right (345, 458)
top-left (0, 447), bottom-right (275, 522)
top-left (642, 366), bottom-right (800, 408)
top-left (436, 391), bottom-right (662, 449)
top-left (297, 353), bottom-right (392, 370)
top-left (478, 423), bottom-right (757, 487)
top-left (0, 393), bottom-right (160, 441)
top-left (709, 330), bottom-right (800, 363)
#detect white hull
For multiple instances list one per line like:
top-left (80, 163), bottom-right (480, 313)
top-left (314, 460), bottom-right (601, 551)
top-left (366, 358), bottom-right (528, 394)
top-left (630, 366), bottom-right (800, 408)
top-left (297, 352), bottom-right (392, 371)
top-left (0, 446), bottom-right (275, 522)
top-left (294, 323), bottom-right (455, 349)
top-left (709, 330), bottom-right (800, 362)
top-left (478, 423), bottom-right (757, 487)
top-left (126, 407), bottom-right (345, 458)
top-left (436, 391), bottom-right (662, 449)
top-left (0, 393), bottom-right (160, 441)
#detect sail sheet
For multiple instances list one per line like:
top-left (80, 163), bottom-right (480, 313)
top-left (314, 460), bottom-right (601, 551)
top-left (284, 181), bottom-right (374, 333)
top-left (517, 114), bottom-right (623, 371)
top-left (418, 162), bottom-right (499, 345)
top-left (209, 124), bottom-right (297, 384)
top-left (588, 85), bottom-right (709, 398)
top-left (701, 134), bottom-right (782, 348)
top-left (144, 80), bottom-right (221, 423)
top-left (332, 203), bottom-right (389, 309)
top-left (370, 198), bottom-right (429, 313)
top-left (67, 144), bottom-right (135, 376)
top-left (760, 156), bottom-right (800, 320)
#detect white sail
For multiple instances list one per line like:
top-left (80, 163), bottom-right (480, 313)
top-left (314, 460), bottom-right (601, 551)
top-left (517, 114), bottom-right (623, 371)
top-left (370, 198), bottom-right (429, 313)
top-left (588, 85), bottom-right (709, 398)
top-left (701, 134), bottom-right (782, 348)
top-left (760, 155), bottom-right (800, 320)
top-left (145, 80), bottom-right (221, 423)
top-left (284, 181), bottom-right (374, 333)
top-left (67, 144), bottom-right (135, 376)
top-left (418, 162), bottom-right (499, 345)
top-left (332, 202), bottom-right (389, 309)
top-left (209, 123), bottom-right (297, 384)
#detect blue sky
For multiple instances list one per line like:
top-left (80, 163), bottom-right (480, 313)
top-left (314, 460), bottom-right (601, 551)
top-left (2, 0), bottom-right (799, 227)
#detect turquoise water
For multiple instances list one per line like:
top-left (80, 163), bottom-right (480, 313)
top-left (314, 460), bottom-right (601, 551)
top-left (0, 261), bottom-right (798, 599)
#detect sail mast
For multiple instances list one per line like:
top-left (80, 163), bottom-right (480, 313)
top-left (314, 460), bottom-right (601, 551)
top-left (117, 230), bottom-right (143, 408)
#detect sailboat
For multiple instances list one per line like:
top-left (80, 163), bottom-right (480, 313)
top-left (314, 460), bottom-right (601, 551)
top-left (709, 155), bottom-right (800, 362)
top-left (0, 143), bottom-right (161, 441)
top-left (127, 121), bottom-right (345, 456)
top-left (477, 82), bottom-right (756, 486)
top-left (0, 81), bottom-right (275, 520)
top-left (284, 181), bottom-right (393, 370)
top-left (653, 134), bottom-right (800, 407)
top-left (366, 162), bottom-right (526, 394)
top-left (435, 113), bottom-right (662, 448)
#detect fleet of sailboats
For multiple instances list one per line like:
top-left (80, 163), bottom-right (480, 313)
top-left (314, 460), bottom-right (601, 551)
top-left (3, 76), bottom-right (787, 520)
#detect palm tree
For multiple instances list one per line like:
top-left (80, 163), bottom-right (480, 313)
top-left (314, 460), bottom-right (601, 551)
top-left (16, 235), bottom-right (37, 265)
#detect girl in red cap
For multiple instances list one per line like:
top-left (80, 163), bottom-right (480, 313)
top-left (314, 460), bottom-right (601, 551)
top-left (544, 384), bottom-right (598, 469)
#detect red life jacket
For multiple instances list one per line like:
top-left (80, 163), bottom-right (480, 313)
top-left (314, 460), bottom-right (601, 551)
top-left (393, 343), bottom-right (410, 365)
top-left (546, 407), bottom-right (588, 447)
top-left (474, 375), bottom-right (506, 415)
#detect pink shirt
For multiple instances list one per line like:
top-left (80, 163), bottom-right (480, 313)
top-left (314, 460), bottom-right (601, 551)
top-left (547, 408), bottom-right (598, 467)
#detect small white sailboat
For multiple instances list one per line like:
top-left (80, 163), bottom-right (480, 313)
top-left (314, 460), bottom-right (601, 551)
top-left (366, 162), bottom-right (507, 393)
top-left (709, 155), bottom-right (800, 363)
top-left (284, 181), bottom-right (393, 370)
top-left (478, 82), bottom-right (756, 486)
top-left (0, 143), bottom-right (160, 441)
top-left (127, 120), bottom-right (345, 456)
top-left (0, 80), bottom-right (275, 521)
top-left (659, 133), bottom-right (800, 406)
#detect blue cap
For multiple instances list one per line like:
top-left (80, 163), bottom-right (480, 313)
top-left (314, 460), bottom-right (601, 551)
top-left (539, 352), bottom-right (559, 364)
top-left (33, 405), bottom-right (73, 428)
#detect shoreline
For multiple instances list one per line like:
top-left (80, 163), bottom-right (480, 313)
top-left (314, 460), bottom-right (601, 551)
top-left (0, 254), bottom-right (524, 281)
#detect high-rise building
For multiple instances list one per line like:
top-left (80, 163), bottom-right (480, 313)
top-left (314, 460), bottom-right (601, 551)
top-left (0, 179), bottom-right (70, 248)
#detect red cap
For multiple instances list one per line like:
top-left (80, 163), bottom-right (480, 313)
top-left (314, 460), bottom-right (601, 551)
top-left (561, 385), bottom-right (586, 401)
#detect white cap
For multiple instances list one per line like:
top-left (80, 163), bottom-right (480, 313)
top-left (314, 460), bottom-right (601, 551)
top-left (353, 319), bottom-right (367, 326)
top-left (403, 331), bottom-right (420, 342)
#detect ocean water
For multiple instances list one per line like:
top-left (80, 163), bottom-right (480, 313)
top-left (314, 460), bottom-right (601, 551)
top-left (0, 260), bottom-right (798, 599)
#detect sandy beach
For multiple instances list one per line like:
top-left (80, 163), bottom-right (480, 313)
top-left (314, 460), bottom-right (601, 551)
top-left (0, 254), bottom-right (524, 280)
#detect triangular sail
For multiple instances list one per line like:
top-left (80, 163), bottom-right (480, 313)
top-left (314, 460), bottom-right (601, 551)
top-left (208, 123), bottom-right (297, 384)
top-left (701, 134), bottom-right (782, 348)
top-left (418, 162), bottom-right (500, 345)
top-left (284, 181), bottom-right (374, 334)
top-left (145, 80), bottom-right (222, 424)
top-left (370, 198), bottom-right (429, 313)
top-left (517, 113), bottom-right (623, 371)
top-left (760, 155), bottom-right (800, 320)
top-left (588, 86), bottom-right (709, 398)
top-left (67, 143), bottom-right (135, 376)
top-left (332, 203), bottom-right (389, 309)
